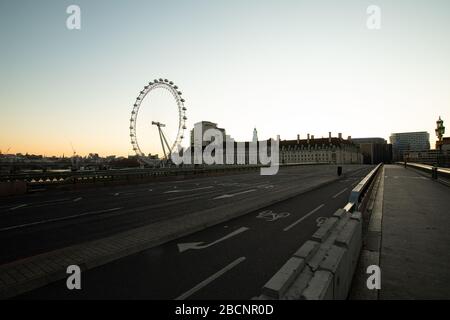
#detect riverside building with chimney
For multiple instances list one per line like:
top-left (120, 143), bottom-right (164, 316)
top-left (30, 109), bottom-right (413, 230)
top-left (279, 132), bottom-right (363, 165)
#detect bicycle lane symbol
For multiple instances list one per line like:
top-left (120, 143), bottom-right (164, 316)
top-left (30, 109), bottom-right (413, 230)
top-left (316, 217), bottom-right (328, 227)
top-left (256, 210), bottom-right (290, 222)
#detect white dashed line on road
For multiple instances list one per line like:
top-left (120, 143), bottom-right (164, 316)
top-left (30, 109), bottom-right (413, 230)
top-left (213, 189), bottom-right (256, 200)
top-left (283, 204), bottom-right (325, 232)
top-left (165, 186), bottom-right (214, 194)
top-left (332, 188), bottom-right (348, 199)
top-left (175, 257), bottom-right (246, 300)
top-left (167, 189), bottom-right (217, 201)
top-left (9, 204), bottom-right (27, 211)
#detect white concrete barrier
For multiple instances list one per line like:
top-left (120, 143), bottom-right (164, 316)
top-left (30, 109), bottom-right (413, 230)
top-left (256, 209), bottom-right (363, 300)
top-left (255, 166), bottom-right (381, 300)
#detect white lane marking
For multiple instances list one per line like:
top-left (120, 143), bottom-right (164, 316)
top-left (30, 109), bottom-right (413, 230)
top-left (7, 198), bottom-right (72, 210)
top-left (9, 204), bottom-right (27, 211)
top-left (213, 189), bottom-right (257, 200)
top-left (0, 207), bottom-right (123, 232)
top-left (164, 186), bottom-right (214, 194)
top-left (332, 188), bottom-right (348, 199)
top-left (175, 257), bottom-right (246, 300)
top-left (122, 192), bottom-right (137, 196)
top-left (148, 189), bottom-right (153, 192)
top-left (73, 197), bottom-right (83, 202)
top-left (257, 184), bottom-right (274, 189)
top-left (36, 198), bottom-right (71, 204)
top-left (283, 204), bottom-right (325, 232)
top-left (217, 182), bottom-right (240, 187)
top-left (177, 227), bottom-right (249, 253)
top-left (113, 193), bottom-right (120, 196)
top-left (167, 189), bottom-right (217, 201)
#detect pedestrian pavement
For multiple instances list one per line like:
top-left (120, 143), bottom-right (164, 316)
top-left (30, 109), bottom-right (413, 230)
top-left (380, 164), bottom-right (450, 299)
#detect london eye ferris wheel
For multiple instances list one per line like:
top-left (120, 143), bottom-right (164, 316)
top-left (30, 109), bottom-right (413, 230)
top-left (129, 78), bottom-right (187, 165)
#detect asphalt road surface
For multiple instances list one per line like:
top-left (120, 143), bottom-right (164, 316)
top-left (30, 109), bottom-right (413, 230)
top-left (16, 166), bottom-right (373, 299)
top-left (0, 165), bottom-right (368, 264)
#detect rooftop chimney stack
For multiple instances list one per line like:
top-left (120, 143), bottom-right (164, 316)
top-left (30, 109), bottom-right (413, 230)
top-left (328, 132), bottom-right (332, 143)
top-left (311, 135), bottom-right (315, 140)
top-left (307, 133), bottom-right (310, 144)
top-left (338, 133), bottom-right (342, 140)
top-left (297, 134), bottom-right (300, 144)
top-left (348, 136), bottom-right (352, 141)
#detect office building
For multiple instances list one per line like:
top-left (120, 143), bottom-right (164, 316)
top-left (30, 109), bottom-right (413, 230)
top-left (389, 131), bottom-right (430, 161)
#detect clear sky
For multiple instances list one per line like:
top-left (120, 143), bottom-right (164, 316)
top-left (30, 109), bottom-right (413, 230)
top-left (1, 0), bottom-right (449, 157)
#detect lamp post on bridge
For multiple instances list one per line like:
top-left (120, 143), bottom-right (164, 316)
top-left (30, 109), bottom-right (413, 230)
top-left (435, 116), bottom-right (445, 167)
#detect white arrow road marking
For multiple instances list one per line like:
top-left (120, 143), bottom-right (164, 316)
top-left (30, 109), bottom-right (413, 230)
top-left (175, 257), bottom-right (246, 300)
top-left (9, 204), bottom-right (27, 211)
top-left (283, 204), bottom-right (325, 232)
top-left (0, 207), bottom-right (123, 232)
top-left (177, 227), bottom-right (249, 253)
top-left (213, 189), bottom-right (256, 200)
top-left (165, 186), bottom-right (213, 194)
top-left (332, 188), bottom-right (348, 199)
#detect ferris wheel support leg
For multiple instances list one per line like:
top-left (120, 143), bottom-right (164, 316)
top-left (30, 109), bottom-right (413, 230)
top-left (158, 128), bottom-right (168, 161)
top-left (160, 129), bottom-right (172, 160)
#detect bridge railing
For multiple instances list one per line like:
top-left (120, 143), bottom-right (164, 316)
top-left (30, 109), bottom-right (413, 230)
top-left (0, 164), bottom-right (264, 185)
top-left (254, 164), bottom-right (383, 300)
top-left (344, 163), bottom-right (383, 213)
top-left (0, 162), bottom-right (344, 184)
top-left (397, 161), bottom-right (450, 184)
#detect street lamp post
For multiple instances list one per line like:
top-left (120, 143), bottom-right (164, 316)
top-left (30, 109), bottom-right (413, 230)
top-left (435, 116), bottom-right (445, 167)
